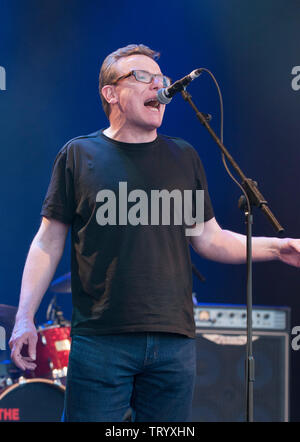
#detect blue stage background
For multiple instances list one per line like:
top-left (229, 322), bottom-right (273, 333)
top-left (0, 0), bottom-right (299, 420)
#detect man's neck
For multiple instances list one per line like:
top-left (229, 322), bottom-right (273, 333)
top-left (103, 125), bottom-right (157, 144)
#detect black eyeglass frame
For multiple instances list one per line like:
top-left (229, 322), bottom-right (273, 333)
top-left (111, 70), bottom-right (171, 87)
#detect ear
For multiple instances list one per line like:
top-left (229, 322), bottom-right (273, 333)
top-left (101, 85), bottom-right (118, 105)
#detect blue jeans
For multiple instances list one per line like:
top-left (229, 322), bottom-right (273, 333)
top-left (62, 332), bottom-right (196, 422)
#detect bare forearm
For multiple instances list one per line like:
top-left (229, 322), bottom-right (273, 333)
top-left (219, 230), bottom-right (280, 263)
top-left (16, 236), bottom-right (64, 321)
top-left (194, 229), bottom-right (280, 264)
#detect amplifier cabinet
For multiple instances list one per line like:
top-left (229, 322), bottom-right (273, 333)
top-left (192, 305), bottom-right (290, 422)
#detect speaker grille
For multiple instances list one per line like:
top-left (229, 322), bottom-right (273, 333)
top-left (192, 330), bottom-right (289, 422)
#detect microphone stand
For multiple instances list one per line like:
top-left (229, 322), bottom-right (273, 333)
top-left (181, 88), bottom-right (284, 422)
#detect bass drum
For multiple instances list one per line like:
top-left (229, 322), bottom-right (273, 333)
top-left (0, 378), bottom-right (65, 422)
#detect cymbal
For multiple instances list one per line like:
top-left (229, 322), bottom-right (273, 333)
top-left (0, 304), bottom-right (17, 324)
top-left (50, 272), bottom-right (71, 293)
top-left (0, 304), bottom-right (17, 338)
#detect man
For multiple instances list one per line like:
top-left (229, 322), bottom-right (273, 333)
top-left (9, 44), bottom-right (300, 422)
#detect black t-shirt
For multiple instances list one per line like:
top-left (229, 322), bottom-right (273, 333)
top-left (41, 129), bottom-right (214, 338)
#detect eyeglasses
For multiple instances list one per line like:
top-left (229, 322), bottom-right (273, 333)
top-left (111, 70), bottom-right (171, 88)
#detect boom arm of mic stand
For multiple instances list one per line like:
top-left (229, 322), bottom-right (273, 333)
top-left (180, 89), bottom-right (284, 234)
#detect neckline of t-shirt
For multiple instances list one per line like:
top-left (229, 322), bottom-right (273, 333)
top-left (99, 129), bottom-right (160, 150)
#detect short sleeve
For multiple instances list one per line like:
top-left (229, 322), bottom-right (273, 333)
top-left (40, 148), bottom-right (76, 224)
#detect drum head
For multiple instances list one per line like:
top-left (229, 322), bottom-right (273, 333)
top-left (0, 379), bottom-right (65, 422)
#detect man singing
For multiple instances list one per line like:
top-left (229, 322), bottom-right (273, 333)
top-left (9, 44), bottom-right (300, 422)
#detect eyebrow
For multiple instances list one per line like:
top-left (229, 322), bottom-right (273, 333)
top-left (130, 69), bottom-right (163, 75)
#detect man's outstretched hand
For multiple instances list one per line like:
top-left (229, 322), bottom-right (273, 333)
top-left (278, 238), bottom-right (300, 268)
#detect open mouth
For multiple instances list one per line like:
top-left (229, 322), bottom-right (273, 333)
top-left (144, 98), bottom-right (160, 111)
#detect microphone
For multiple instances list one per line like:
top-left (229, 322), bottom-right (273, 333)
top-left (157, 68), bottom-right (203, 104)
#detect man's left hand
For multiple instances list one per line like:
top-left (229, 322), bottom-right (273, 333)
top-left (278, 238), bottom-right (300, 268)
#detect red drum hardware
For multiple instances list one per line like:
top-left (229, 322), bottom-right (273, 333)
top-left (34, 324), bottom-right (71, 380)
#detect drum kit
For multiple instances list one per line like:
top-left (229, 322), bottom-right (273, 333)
top-left (0, 273), bottom-right (72, 422)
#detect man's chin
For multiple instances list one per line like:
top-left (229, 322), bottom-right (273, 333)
top-left (145, 118), bottom-right (163, 131)
top-left (130, 115), bottom-right (164, 133)
top-left (137, 122), bottom-right (162, 133)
